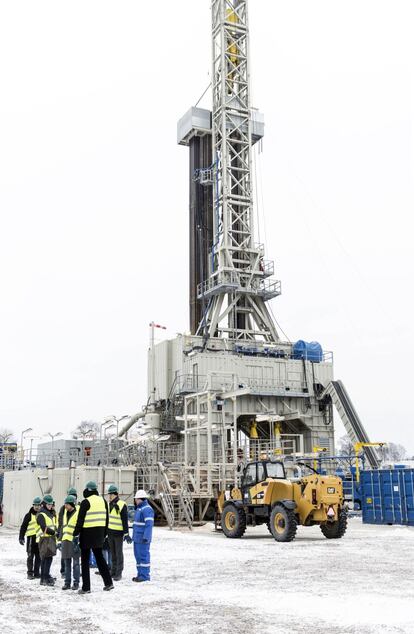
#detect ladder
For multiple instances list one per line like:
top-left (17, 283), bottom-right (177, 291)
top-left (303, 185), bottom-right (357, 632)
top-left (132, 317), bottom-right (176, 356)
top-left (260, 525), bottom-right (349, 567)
top-left (158, 463), bottom-right (175, 529)
top-left (178, 468), bottom-right (194, 530)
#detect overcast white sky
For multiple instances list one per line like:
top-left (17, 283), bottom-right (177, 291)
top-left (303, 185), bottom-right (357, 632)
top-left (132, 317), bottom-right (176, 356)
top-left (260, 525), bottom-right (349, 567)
top-left (0, 1), bottom-right (413, 453)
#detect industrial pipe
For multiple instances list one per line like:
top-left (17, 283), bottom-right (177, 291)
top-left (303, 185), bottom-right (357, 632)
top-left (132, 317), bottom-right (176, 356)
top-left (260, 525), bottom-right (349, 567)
top-left (118, 410), bottom-right (146, 437)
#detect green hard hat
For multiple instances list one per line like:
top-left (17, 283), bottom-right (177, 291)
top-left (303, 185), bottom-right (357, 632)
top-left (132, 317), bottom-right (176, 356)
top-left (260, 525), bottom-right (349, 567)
top-left (33, 496), bottom-right (42, 505)
top-left (64, 495), bottom-right (76, 506)
top-left (67, 487), bottom-right (77, 496)
top-left (107, 484), bottom-right (118, 494)
top-left (43, 494), bottom-right (54, 504)
top-left (85, 480), bottom-right (98, 491)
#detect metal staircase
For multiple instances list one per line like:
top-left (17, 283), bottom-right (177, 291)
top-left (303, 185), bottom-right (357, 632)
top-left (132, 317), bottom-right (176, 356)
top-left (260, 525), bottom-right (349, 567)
top-left (158, 463), bottom-right (194, 529)
top-left (319, 380), bottom-right (380, 468)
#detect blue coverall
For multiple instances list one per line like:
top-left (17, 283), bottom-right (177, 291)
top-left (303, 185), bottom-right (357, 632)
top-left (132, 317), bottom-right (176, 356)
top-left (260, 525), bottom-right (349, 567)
top-left (132, 500), bottom-right (154, 581)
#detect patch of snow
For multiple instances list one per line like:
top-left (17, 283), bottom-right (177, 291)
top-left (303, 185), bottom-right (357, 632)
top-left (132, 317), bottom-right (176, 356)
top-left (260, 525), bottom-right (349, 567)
top-left (0, 518), bottom-right (413, 634)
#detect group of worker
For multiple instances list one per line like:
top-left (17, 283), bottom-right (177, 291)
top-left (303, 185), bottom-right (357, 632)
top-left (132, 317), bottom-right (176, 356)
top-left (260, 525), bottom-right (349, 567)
top-left (19, 481), bottom-right (154, 593)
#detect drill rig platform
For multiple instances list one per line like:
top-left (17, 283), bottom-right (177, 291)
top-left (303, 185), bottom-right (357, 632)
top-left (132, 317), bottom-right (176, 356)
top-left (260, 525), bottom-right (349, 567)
top-left (119, 0), bottom-right (377, 528)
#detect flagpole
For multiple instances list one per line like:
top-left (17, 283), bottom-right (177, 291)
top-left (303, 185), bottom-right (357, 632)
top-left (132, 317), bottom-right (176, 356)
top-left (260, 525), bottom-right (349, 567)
top-left (150, 321), bottom-right (155, 407)
top-left (149, 321), bottom-right (167, 408)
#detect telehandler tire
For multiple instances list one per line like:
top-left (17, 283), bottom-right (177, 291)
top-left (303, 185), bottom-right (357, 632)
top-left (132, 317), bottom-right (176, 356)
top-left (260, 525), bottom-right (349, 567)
top-left (221, 504), bottom-right (247, 538)
top-left (320, 510), bottom-right (348, 539)
top-left (269, 504), bottom-right (297, 542)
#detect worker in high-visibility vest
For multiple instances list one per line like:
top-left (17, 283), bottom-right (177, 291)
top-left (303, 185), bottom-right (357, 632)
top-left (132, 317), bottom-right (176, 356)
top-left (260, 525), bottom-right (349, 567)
top-left (19, 496), bottom-right (42, 579)
top-left (73, 480), bottom-right (113, 594)
top-left (57, 487), bottom-right (78, 579)
top-left (106, 484), bottom-right (131, 581)
top-left (59, 495), bottom-right (80, 591)
top-left (36, 494), bottom-right (58, 586)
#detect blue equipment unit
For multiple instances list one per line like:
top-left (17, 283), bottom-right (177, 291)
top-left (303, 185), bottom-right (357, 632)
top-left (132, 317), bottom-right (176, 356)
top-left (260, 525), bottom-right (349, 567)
top-left (361, 468), bottom-right (414, 526)
top-left (292, 340), bottom-right (323, 363)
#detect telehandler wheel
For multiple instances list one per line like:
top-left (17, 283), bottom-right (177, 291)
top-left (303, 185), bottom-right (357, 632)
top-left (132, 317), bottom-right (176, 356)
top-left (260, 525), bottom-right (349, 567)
top-left (320, 510), bottom-right (348, 539)
top-left (221, 504), bottom-right (247, 538)
top-left (269, 504), bottom-right (297, 542)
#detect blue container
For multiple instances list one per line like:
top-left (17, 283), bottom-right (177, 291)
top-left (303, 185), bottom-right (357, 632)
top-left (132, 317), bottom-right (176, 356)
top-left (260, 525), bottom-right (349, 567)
top-left (361, 468), bottom-right (414, 526)
top-left (292, 340), bottom-right (323, 363)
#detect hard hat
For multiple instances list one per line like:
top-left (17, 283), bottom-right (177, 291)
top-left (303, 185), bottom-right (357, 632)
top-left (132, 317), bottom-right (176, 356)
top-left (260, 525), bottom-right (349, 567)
top-left (67, 487), bottom-right (77, 496)
top-left (33, 496), bottom-right (42, 505)
top-left (85, 480), bottom-right (98, 491)
top-left (134, 489), bottom-right (149, 499)
top-left (64, 495), bottom-right (76, 506)
top-left (107, 484), bottom-right (118, 494)
top-left (43, 494), bottom-right (54, 505)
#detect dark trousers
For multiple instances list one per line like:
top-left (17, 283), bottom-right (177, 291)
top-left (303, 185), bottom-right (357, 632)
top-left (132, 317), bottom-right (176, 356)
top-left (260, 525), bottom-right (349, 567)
top-left (108, 532), bottom-right (124, 577)
top-left (80, 547), bottom-right (112, 591)
top-left (40, 556), bottom-right (53, 581)
top-left (27, 536), bottom-right (40, 576)
top-left (64, 556), bottom-right (80, 585)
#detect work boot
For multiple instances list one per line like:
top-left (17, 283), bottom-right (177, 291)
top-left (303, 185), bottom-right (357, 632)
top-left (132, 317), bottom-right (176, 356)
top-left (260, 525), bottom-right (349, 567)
top-left (34, 573), bottom-right (41, 579)
top-left (62, 583), bottom-right (71, 590)
top-left (45, 578), bottom-right (55, 586)
top-left (71, 583), bottom-right (79, 590)
top-left (78, 589), bottom-right (91, 595)
top-left (103, 584), bottom-right (114, 591)
top-left (40, 579), bottom-right (46, 586)
top-left (112, 575), bottom-right (122, 581)
top-left (27, 571), bottom-right (34, 579)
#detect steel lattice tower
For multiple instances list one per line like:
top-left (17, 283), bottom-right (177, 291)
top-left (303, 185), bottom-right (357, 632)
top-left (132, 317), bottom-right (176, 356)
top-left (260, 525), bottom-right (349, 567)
top-left (196, 0), bottom-right (280, 342)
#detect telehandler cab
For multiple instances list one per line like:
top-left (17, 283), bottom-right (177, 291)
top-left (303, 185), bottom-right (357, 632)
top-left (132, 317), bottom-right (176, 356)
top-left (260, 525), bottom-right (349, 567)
top-left (217, 459), bottom-right (347, 542)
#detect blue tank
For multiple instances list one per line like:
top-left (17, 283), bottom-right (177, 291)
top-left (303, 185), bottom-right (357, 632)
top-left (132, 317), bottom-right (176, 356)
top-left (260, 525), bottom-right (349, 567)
top-left (292, 340), bottom-right (323, 363)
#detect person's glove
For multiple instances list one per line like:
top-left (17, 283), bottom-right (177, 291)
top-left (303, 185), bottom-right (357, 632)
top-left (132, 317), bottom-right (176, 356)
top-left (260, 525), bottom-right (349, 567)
top-left (19, 538), bottom-right (25, 546)
top-left (57, 542), bottom-right (62, 550)
top-left (123, 534), bottom-right (132, 544)
top-left (45, 526), bottom-right (55, 536)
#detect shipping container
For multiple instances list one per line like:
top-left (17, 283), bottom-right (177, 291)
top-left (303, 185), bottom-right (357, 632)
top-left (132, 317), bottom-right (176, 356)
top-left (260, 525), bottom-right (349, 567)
top-left (361, 468), bottom-right (414, 526)
top-left (2, 466), bottom-right (136, 528)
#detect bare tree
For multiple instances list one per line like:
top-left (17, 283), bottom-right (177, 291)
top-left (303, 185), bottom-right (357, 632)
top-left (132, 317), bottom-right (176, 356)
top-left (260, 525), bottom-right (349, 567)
top-left (0, 427), bottom-right (16, 443)
top-left (337, 435), bottom-right (354, 456)
top-left (385, 442), bottom-right (407, 462)
top-left (72, 421), bottom-right (100, 440)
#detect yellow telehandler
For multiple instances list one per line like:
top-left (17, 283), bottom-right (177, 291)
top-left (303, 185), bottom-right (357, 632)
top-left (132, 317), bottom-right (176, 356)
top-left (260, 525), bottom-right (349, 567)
top-left (217, 459), bottom-right (347, 542)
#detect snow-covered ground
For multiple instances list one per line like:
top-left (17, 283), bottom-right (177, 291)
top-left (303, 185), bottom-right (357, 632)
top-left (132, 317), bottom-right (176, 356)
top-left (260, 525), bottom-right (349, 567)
top-left (0, 519), bottom-right (413, 634)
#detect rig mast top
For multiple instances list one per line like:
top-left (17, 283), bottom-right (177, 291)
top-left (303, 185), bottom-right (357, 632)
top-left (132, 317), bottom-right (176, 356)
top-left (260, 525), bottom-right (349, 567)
top-left (200, 0), bottom-right (280, 342)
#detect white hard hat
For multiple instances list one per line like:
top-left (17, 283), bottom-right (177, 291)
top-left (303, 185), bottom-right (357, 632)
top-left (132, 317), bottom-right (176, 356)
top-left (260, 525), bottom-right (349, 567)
top-left (134, 489), bottom-right (149, 499)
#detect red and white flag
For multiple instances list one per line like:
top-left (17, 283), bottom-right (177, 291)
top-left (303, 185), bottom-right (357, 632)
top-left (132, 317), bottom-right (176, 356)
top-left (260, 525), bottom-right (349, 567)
top-left (149, 322), bottom-right (167, 330)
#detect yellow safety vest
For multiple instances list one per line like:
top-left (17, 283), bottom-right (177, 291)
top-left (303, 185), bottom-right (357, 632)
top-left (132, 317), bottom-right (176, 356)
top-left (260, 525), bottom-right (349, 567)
top-left (83, 495), bottom-right (106, 529)
top-left (61, 508), bottom-right (79, 542)
top-left (108, 499), bottom-right (126, 532)
top-left (26, 514), bottom-right (38, 537)
top-left (36, 511), bottom-right (56, 543)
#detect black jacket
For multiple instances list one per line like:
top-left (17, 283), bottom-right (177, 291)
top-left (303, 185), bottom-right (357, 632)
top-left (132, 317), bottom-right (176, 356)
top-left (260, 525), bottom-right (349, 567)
top-left (36, 505), bottom-right (56, 535)
top-left (74, 490), bottom-right (109, 549)
top-left (57, 504), bottom-right (65, 540)
top-left (19, 507), bottom-right (37, 541)
top-left (108, 496), bottom-right (129, 535)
